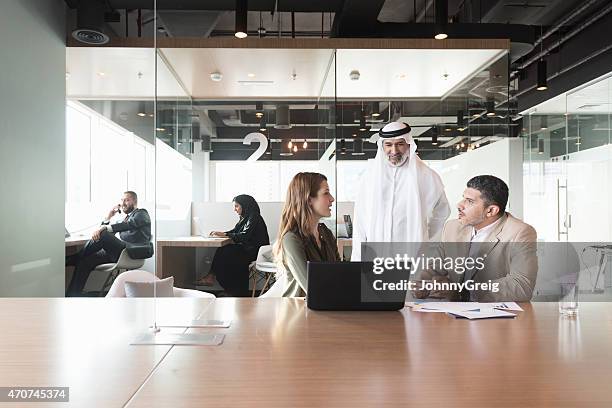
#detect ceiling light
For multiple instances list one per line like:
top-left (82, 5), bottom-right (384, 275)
top-left (65, 72), bottom-right (70, 79)
top-left (210, 71), bottom-right (223, 82)
top-left (349, 70), bottom-right (360, 81)
top-left (431, 129), bottom-right (439, 146)
top-left (536, 60), bottom-right (548, 91)
top-left (486, 99), bottom-right (496, 117)
top-left (434, 0), bottom-right (448, 40)
top-left (303, 140), bottom-right (308, 149)
top-left (288, 140), bottom-right (293, 149)
top-left (255, 102), bottom-right (264, 118)
top-left (293, 145), bottom-right (298, 153)
top-left (397, 73), bottom-right (408, 80)
top-left (234, 0), bottom-right (248, 38)
top-left (457, 110), bottom-right (465, 130)
top-left (371, 102), bottom-right (380, 117)
top-left (359, 110), bottom-right (367, 131)
top-left (248, 73), bottom-right (255, 78)
top-left (280, 142), bottom-right (293, 156)
top-left (156, 127), bottom-right (165, 132)
top-left (97, 71), bottom-right (106, 77)
top-left (238, 80), bottom-right (274, 86)
top-left (538, 138), bottom-right (544, 154)
top-left (445, 127), bottom-right (452, 132)
top-left (352, 138), bottom-right (365, 156)
top-left (460, 142), bottom-right (465, 148)
top-left (137, 101), bottom-right (147, 117)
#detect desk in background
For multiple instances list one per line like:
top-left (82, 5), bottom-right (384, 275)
top-left (65, 236), bottom-right (89, 248)
top-left (156, 237), bottom-right (231, 289)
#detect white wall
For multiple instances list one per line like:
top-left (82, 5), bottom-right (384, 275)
top-left (0, 0), bottom-right (66, 296)
top-left (433, 138), bottom-right (524, 219)
top-left (192, 202), bottom-right (283, 242)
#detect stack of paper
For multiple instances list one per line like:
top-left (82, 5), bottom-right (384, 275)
top-left (405, 301), bottom-right (523, 319)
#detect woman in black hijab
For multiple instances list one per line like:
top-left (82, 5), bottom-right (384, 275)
top-left (196, 195), bottom-right (269, 294)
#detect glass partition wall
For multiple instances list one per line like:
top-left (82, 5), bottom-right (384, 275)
top-left (67, 31), bottom-right (513, 333)
top-left (153, 46), bottom-right (337, 298)
top-left (65, 46), bottom-right (158, 298)
top-left (523, 73), bottom-right (612, 243)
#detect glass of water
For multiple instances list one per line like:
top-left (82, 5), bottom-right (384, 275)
top-left (559, 282), bottom-right (579, 316)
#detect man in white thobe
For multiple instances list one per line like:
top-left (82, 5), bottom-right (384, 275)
top-left (351, 121), bottom-right (451, 261)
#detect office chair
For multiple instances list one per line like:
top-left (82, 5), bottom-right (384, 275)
top-left (105, 270), bottom-right (215, 298)
top-left (94, 249), bottom-right (145, 296)
top-left (249, 244), bottom-right (277, 297)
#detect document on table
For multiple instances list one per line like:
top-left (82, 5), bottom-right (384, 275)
top-left (448, 309), bottom-right (517, 319)
top-left (406, 301), bottom-right (523, 318)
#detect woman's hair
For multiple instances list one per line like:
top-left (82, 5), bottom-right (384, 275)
top-left (232, 194), bottom-right (260, 220)
top-left (274, 172), bottom-right (327, 265)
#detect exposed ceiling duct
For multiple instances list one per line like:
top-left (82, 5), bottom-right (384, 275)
top-left (72, 0), bottom-right (110, 44)
top-left (275, 104), bottom-right (292, 129)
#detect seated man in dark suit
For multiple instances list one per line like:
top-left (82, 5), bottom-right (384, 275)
top-left (66, 191), bottom-right (152, 296)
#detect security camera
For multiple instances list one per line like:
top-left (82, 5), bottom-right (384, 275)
top-left (349, 70), bottom-right (360, 81)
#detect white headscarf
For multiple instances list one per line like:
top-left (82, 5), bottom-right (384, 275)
top-left (352, 122), bottom-right (448, 260)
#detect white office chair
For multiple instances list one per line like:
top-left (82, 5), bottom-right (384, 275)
top-left (249, 245), bottom-right (278, 297)
top-left (105, 270), bottom-right (215, 298)
top-left (94, 248), bottom-right (145, 296)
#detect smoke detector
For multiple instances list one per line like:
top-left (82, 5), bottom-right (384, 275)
top-left (210, 71), bottom-right (223, 82)
top-left (349, 70), bottom-right (360, 81)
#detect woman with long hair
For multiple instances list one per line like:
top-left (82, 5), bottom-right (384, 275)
top-left (197, 194), bottom-right (269, 295)
top-left (274, 172), bottom-right (340, 297)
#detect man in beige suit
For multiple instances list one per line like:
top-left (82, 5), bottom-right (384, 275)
top-left (413, 175), bottom-right (537, 302)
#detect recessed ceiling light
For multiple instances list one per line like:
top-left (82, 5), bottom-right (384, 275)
top-left (247, 73), bottom-right (255, 78)
top-left (137, 112), bottom-right (146, 117)
top-left (434, 33), bottom-right (448, 40)
top-left (238, 80), bottom-right (274, 86)
top-left (156, 127), bottom-right (165, 131)
top-left (210, 71), bottom-right (223, 82)
top-left (97, 71), bottom-right (106, 77)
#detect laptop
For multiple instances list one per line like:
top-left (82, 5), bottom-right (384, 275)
top-left (306, 262), bottom-right (407, 311)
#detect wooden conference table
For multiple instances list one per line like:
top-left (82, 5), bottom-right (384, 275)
top-left (156, 237), bottom-right (231, 288)
top-left (1, 298), bottom-right (612, 407)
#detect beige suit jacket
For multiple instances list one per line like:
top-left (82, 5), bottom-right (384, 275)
top-left (418, 213), bottom-right (538, 302)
